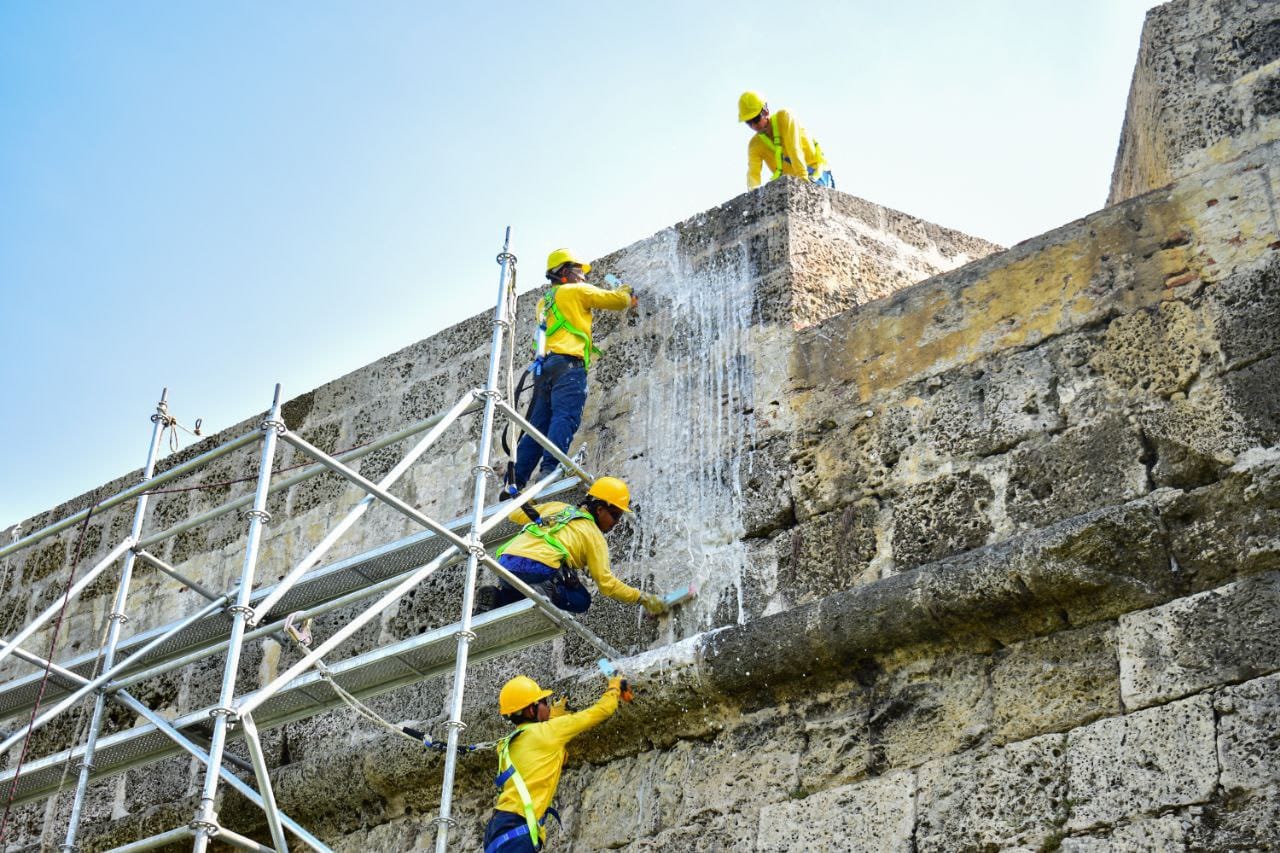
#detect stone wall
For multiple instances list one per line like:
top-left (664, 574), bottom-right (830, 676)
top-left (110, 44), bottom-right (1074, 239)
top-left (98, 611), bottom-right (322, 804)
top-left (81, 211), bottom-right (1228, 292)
top-left (1, 0), bottom-right (1277, 850)
top-left (1108, 0), bottom-right (1280, 204)
top-left (0, 179), bottom-right (996, 849)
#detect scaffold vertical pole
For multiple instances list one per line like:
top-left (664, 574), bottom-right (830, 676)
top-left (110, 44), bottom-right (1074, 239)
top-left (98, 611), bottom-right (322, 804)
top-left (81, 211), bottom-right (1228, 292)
top-left (191, 385), bottom-right (283, 853)
top-left (61, 390), bottom-right (171, 852)
top-left (433, 228), bottom-right (516, 853)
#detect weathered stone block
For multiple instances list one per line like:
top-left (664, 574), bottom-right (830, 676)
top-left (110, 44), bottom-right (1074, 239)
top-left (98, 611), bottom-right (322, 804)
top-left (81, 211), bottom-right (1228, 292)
top-left (992, 623), bottom-right (1121, 743)
top-left (794, 683), bottom-right (874, 792)
top-left (1221, 351), bottom-right (1280, 446)
top-left (792, 398), bottom-right (915, 519)
top-left (916, 734), bottom-right (1067, 852)
top-left (1187, 786), bottom-right (1280, 852)
top-left (868, 653), bottom-right (991, 771)
top-left (891, 470), bottom-right (994, 570)
top-left (1060, 814), bottom-right (1187, 852)
top-left (1217, 671), bottom-right (1280, 793)
top-left (920, 346), bottom-right (1065, 461)
top-left (580, 721), bottom-right (801, 848)
top-left (756, 771), bottom-right (915, 853)
top-left (1162, 448), bottom-right (1280, 591)
top-left (1065, 694), bottom-right (1216, 831)
top-left (1091, 300), bottom-right (1203, 397)
top-left (1005, 415), bottom-right (1148, 531)
top-left (779, 500), bottom-right (880, 603)
top-left (1204, 255), bottom-right (1280, 369)
top-left (740, 437), bottom-right (795, 538)
top-left (1119, 572), bottom-right (1280, 710)
top-left (1007, 499), bottom-right (1173, 629)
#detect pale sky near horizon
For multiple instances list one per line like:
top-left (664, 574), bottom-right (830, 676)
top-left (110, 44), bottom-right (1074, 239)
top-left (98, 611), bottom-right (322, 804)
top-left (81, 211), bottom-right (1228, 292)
top-left (1, 1), bottom-right (1162, 530)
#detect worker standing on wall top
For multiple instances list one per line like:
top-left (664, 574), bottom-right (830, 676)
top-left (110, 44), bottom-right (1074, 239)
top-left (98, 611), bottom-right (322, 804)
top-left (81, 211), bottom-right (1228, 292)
top-left (739, 91), bottom-right (834, 190)
top-left (482, 673), bottom-right (622, 852)
top-left (507, 248), bottom-right (636, 493)
top-left (476, 476), bottom-right (667, 616)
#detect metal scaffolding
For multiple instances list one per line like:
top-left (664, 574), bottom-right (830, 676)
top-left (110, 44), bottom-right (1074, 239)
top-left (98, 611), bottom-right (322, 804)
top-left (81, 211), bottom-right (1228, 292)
top-left (0, 228), bottom-right (624, 851)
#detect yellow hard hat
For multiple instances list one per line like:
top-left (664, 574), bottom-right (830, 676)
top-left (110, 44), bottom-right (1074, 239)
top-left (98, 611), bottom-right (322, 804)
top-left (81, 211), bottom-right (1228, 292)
top-left (499, 675), bottom-right (553, 716)
top-left (738, 91), bottom-right (766, 123)
top-left (587, 476), bottom-right (633, 513)
top-left (546, 247), bottom-right (591, 276)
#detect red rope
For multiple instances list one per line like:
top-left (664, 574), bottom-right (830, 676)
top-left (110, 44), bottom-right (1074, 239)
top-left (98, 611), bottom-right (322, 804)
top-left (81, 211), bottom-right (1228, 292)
top-left (0, 491), bottom-right (100, 841)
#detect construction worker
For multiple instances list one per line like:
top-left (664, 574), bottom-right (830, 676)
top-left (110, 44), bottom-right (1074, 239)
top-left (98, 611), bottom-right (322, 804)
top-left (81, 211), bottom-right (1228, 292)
top-left (482, 672), bottom-right (623, 852)
top-left (508, 248), bottom-right (637, 493)
top-left (477, 476), bottom-right (667, 616)
top-left (739, 91), bottom-right (834, 190)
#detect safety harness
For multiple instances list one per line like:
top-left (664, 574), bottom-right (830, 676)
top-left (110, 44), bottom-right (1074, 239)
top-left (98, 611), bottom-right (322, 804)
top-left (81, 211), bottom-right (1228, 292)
top-left (540, 286), bottom-right (602, 369)
top-left (497, 506), bottom-right (593, 569)
top-left (756, 115), bottom-right (826, 182)
top-left (488, 726), bottom-right (561, 852)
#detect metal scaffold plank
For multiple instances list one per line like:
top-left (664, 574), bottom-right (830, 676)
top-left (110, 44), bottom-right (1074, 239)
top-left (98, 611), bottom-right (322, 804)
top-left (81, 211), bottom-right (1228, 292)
top-left (0, 600), bottom-right (558, 807)
top-left (0, 478), bottom-right (583, 721)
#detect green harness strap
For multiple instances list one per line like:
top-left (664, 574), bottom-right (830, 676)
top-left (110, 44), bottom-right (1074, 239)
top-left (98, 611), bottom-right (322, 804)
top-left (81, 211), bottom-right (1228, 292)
top-left (496, 725), bottom-right (541, 847)
top-left (757, 116), bottom-right (825, 182)
top-left (495, 506), bottom-right (594, 568)
top-left (756, 115), bottom-right (784, 180)
top-left (541, 286), bottom-right (602, 369)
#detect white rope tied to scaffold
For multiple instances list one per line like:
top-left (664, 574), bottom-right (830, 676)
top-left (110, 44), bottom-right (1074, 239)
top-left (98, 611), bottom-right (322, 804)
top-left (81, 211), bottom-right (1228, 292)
top-left (281, 614), bottom-right (494, 753)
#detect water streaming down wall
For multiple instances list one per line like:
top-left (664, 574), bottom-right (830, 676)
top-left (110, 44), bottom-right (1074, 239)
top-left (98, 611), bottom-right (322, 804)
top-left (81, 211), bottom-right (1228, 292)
top-left (612, 229), bottom-right (760, 636)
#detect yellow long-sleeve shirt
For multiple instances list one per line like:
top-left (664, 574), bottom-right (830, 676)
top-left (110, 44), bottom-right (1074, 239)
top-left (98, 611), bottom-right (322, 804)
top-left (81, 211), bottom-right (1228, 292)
top-left (495, 683), bottom-right (620, 819)
top-left (746, 109), bottom-right (826, 189)
top-left (502, 501), bottom-right (641, 605)
top-left (537, 282), bottom-right (631, 361)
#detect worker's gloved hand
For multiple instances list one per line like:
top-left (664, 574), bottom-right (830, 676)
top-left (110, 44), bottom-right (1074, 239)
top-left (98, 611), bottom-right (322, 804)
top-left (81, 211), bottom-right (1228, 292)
top-left (639, 592), bottom-right (668, 615)
top-left (630, 293), bottom-right (639, 309)
top-left (549, 696), bottom-right (569, 718)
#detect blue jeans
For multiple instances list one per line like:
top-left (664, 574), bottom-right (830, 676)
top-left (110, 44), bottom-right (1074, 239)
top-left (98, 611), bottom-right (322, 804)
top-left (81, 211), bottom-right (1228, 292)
top-left (808, 166), bottom-right (835, 188)
top-left (495, 554), bottom-right (592, 613)
top-left (513, 354), bottom-right (587, 488)
top-left (484, 809), bottom-right (539, 852)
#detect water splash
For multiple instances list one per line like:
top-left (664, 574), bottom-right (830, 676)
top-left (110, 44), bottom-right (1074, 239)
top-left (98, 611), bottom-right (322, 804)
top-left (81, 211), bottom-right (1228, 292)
top-left (615, 229), bottom-right (758, 637)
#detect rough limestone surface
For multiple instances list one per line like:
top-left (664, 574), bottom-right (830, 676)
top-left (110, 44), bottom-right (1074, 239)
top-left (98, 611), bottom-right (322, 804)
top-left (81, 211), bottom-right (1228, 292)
top-left (1118, 570), bottom-right (1280, 710)
top-left (1109, 0), bottom-right (1280, 203)
top-left (1066, 694), bottom-right (1218, 831)
top-left (755, 771), bottom-right (915, 853)
top-left (0, 1), bottom-right (1278, 850)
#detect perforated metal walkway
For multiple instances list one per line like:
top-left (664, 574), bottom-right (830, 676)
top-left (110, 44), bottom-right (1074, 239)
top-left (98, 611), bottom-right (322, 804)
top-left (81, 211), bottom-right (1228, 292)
top-left (0, 478), bottom-right (581, 721)
top-left (0, 600), bottom-right (556, 806)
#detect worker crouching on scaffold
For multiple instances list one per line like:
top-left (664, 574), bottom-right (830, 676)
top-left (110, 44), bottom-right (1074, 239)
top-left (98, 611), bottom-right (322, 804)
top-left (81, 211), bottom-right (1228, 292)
top-left (483, 672), bottom-right (623, 852)
top-left (476, 477), bottom-right (667, 616)
top-left (507, 248), bottom-right (637, 494)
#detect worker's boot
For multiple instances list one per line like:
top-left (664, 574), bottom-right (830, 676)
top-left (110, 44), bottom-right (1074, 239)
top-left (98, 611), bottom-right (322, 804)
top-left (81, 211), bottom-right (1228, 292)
top-left (474, 585), bottom-right (499, 614)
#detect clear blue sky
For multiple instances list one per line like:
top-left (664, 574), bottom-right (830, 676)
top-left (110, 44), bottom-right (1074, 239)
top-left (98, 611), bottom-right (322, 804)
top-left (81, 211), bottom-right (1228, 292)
top-left (0, 1), bottom-right (1160, 529)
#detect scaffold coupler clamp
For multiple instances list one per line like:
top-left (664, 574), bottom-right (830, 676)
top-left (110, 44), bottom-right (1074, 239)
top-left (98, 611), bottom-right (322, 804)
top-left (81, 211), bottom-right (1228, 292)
top-left (261, 415), bottom-right (287, 436)
top-left (284, 611), bottom-right (313, 647)
top-left (190, 805), bottom-right (220, 835)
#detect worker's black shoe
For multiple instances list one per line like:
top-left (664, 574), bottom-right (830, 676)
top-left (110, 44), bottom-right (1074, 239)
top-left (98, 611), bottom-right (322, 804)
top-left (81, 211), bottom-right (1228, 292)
top-left (474, 585), bottom-right (499, 614)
